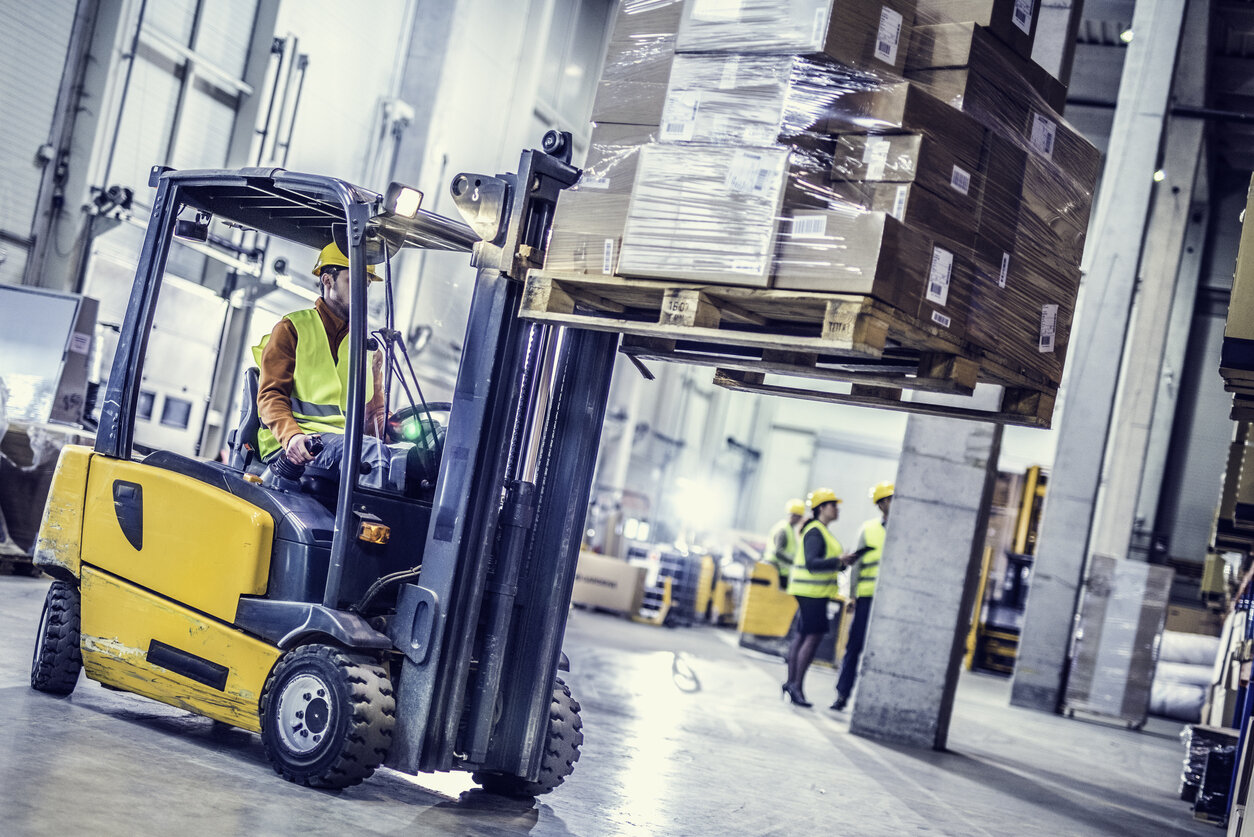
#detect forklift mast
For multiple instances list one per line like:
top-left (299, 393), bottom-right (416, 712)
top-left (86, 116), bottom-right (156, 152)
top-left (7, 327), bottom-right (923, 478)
top-left (387, 132), bottom-right (619, 778)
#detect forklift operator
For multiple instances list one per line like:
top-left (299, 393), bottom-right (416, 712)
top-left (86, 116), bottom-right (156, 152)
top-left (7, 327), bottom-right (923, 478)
top-left (253, 242), bottom-right (391, 480)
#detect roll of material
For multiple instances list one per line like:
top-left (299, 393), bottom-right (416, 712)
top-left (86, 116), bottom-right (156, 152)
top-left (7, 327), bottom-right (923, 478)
top-left (1154, 661), bottom-right (1214, 688)
top-left (1159, 630), bottom-right (1222, 666)
top-left (1149, 681), bottom-right (1206, 722)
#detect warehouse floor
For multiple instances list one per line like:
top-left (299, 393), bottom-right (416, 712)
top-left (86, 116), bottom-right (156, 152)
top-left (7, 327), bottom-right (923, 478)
top-left (0, 575), bottom-right (1213, 836)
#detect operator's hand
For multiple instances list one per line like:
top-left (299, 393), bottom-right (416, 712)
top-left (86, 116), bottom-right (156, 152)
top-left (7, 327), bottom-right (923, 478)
top-left (284, 433), bottom-right (315, 465)
top-left (372, 349), bottom-right (384, 383)
top-left (839, 553), bottom-right (859, 567)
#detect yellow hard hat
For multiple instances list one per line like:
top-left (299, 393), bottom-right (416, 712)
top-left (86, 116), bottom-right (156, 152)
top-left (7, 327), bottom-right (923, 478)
top-left (807, 488), bottom-right (840, 509)
top-left (312, 242), bottom-right (381, 282)
top-left (870, 481), bottom-right (895, 503)
top-left (786, 498), bottom-right (806, 516)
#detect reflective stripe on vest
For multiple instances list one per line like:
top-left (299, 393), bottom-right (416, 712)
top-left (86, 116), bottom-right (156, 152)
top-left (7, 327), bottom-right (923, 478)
top-left (857, 519), bottom-right (885, 598)
top-left (786, 520), bottom-right (842, 599)
top-left (767, 518), bottom-right (797, 578)
top-left (251, 307), bottom-right (350, 460)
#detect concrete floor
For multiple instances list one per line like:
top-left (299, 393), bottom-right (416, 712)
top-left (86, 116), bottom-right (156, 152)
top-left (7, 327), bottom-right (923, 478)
top-left (0, 575), bottom-right (1215, 836)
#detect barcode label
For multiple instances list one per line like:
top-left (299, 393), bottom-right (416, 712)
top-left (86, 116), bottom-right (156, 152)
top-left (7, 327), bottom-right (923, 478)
top-left (998, 251), bottom-right (1010, 288)
top-left (950, 165), bottom-right (971, 195)
top-left (812, 8), bottom-right (826, 45)
top-left (875, 7), bottom-right (903, 65)
top-left (579, 176), bottom-right (610, 191)
top-left (792, 214), bottom-right (827, 238)
top-left (863, 138), bottom-right (890, 180)
top-left (661, 92), bottom-right (700, 142)
top-left (70, 332), bottom-right (91, 354)
top-left (1039, 303), bottom-right (1058, 352)
top-left (730, 258), bottom-right (764, 274)
top-left (931, 310), bottom-right (952, 328)
top-left (602, 238), bottom-right (615, 275)
top-left (891, 185), bottom-right (908, 221)
top-left (927, 246), bottom-right (953, 305)
top-left (726, 149), bottom-right (770, 193)
top-left (719, 56), bottom-right (740, 89)
top-left (691, 0), bottom-right (743, 22)
top-left (1013, 0), bottom-right (1034, 34)
top-left (1029, 112), bottom-right (1056, 159)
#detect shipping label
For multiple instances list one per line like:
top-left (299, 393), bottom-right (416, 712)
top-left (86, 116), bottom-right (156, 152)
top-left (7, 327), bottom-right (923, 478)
top-left (1013, 0), bottom-right (1034, 35)
top-left (691, 0), bottom-right (743, 22)
top-left (602, 239), bottom-right (616, 275)
top-left (726, 149), bottom-right (772, 194)
top-left (578, 176), bottom-right (610, 191)
top-left (891, 185), bottom-right (908, 221)
top-left (812, 8), bottom-right (827, 46)
top-left (863, 137), bottom-right (890, 181)
top-left (875, 7), bottom-right (903, 66)
top-left (1029, 112), bottom-right (1056, 159)
top-left (719, 56), bottom-right (740, 90)
top-left (950, 165), bottom-right (971, 195)
top-left (931, 310), bottom-right (952, 329)
top-left (927, 246), bottom-right (953, 306)
top-left (791, 213), bottom-right (828, 239)
top-left (998, 251), bottom-right (1010, 288)
top-left (1039, 303), bottom-right (1058, 352)
top-left (661, 91), bottom-right (701, 142)
top-left (69, 332), bottom-right (91, 354)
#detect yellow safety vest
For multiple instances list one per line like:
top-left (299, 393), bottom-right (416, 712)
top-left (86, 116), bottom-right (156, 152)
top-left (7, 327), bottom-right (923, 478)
top-left (857, 519), bottom-right (885, 598)
top-left (767, 518), bottom-right (797, 579)
top-left (252, 308), bottom-right (351, 460)
top-left (787, 520), bottom-right (842, 599)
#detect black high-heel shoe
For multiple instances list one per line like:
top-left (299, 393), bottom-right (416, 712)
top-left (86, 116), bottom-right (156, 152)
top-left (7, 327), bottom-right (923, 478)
top-left (782, 682), bottom-right (812, 708)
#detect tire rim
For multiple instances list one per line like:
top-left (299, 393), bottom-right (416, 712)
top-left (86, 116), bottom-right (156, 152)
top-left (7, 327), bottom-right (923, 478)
top-left (32, 600), bottom-right (51, 669)
top-left (275, 672), bottom-right (334, 756)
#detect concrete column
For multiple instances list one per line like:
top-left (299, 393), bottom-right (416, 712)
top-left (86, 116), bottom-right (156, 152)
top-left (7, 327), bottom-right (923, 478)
top-left (849, 409), bottom-right (1002, 749)
top-left (1011, 0), bottom-right (1187, 713)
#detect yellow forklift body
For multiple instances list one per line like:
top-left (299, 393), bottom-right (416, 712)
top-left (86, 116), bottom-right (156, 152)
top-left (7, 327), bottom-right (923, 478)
top-left (80, 458), bottom-right (274, 622)
top-left (31, 445), bottom-right (94, 578)
top-left (738, 562), bottom-right (798, 637)
top-left (80, 566), bottom-right (279, 731)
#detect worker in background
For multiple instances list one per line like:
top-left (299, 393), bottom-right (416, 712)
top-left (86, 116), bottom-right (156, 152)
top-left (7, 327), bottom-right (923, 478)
top-left (254, 242), bottom-right (389, 480)
top-left (766, 498), bottom-right (806, 589)
top-left (782, 488), bottom-right (853, 707)
top-left (831, 481), bottom-right (893, 712)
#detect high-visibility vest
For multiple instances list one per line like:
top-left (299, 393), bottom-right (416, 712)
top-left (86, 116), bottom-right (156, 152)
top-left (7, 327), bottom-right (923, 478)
top-left (252, 308), bottom-right (350, 460)
top-left (787, 520), bottom-right (842, 599)
top-left (767, 518), bottom-right (797, 579)
top-left (856, 518), bottom-right (885, 598)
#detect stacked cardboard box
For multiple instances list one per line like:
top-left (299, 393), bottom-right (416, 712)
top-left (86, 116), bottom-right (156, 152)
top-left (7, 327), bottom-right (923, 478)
top-left (1221, 176), bottom-right (1254, 419)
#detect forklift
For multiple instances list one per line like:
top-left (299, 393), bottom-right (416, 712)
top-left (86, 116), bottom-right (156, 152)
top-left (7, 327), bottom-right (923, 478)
top-left (28, 132), bottom-right (619, 795)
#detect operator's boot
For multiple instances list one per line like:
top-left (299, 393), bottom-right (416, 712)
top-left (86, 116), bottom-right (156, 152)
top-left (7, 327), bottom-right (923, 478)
top-left (830, 693), bottom-right (848, 712)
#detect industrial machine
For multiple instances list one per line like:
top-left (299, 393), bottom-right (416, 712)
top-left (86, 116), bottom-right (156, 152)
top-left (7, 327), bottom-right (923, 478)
top-left (28, 133), bottom-right (619, 795)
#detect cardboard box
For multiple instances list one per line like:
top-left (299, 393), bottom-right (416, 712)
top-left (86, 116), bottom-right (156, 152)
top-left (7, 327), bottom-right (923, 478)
top-left (1165, 605), bottom-right (1225, 637)
top-left (678, 0), bottom-right (917, 76)
top-left (581, 123), bottom-right (657, 193)
top-left (829, 179), bottom-right (978, 246)
top-left (545, 191), bottom-right (632, 276)
top-left (824, 81), bottom-right (986, 170)
top-left (591, 0), bottom-right (684, 125)
top-left (1223, 178), bottom-right (1254, 375)
top-left (572, 551), bottom-right (647, 615)
top-left (774, 207), bottom-right (970, 337)
top-left (831, 132), bottom-right (983, 217)
top-left (914, 0), bottom-right (1041, 59)
top-left (618, 144), bottom-right (792, 287)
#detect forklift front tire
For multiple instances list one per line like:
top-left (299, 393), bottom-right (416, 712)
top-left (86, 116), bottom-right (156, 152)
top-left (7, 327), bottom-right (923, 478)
top-left (30, 580), bottom-right (83, 696)
top-left (259, 644), bottom-right (395, 789)
top-left (473, 678), bottom-right (583, 797)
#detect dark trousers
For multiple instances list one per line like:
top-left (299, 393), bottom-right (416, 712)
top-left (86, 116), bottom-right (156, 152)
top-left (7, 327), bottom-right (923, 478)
top-left (836, 595), bottom-right (873, 699)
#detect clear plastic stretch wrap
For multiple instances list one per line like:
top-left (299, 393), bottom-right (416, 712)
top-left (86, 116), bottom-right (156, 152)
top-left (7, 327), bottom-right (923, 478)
top-left (1180, 725), bottom-right (1238, 806)
top-left (591, 0), bottom-right (686, 125)
top-left (549, 1), bottom-right (1100, 381)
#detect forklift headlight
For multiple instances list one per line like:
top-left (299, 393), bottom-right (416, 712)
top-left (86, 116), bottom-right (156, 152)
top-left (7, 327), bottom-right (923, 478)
top-left (358, 521), bottom-right (391, 545)
top-left (384, 182), bottom-right (423, 218)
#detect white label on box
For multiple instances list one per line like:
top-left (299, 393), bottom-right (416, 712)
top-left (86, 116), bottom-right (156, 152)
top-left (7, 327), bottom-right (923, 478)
top-left (691, 0), bottom-right (742, 21)
top-left (875, 7), bottom-right (903, 65)
top-left (730, 258), bottom-right (764, 274)
top-left (69, 332), bottom-right (91, 354)
top-left (812, 8), bottom-right (827, 45)
top-left (791, 213), bottom-right (828, 239)
top-left (719, 56), bottom-right (740, 89)
top-left (579, 176), bottom-right (610, 191)
top-left (891, 185), bottom-right (908, 221)
top-left (950, 165), bottom-right (971, 195)
top-left (1029, 112), bottom-right (1056, 159)
top-left (927, 246), bottom-right (953, 305)
top-left (602, 238), bottom-right (615, 275)
top-left (661, 91), bottom-right (700, 142)
top-left (863, 137), bottom-right (890, 181)
top-left (931, 310), bottom-right (952, 329)
top-left (1039, 303), bottom-right (1058, 352)
top-left (1013, 0), bottom-right (1034, 35)
top-left (998, 251), bottom-right (1011, 288)
top-left (742, 124), bottom-right (776, 145)
top-left (726, 149), bottom-right (770, 194)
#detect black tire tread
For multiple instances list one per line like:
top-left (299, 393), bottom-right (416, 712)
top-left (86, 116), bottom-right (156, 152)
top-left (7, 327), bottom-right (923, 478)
top-left (30, 581), bottom-right (82, 695)
top-left (259, 644), bottom-right (396, 790)
top-left (473, 678), bottom-right (583, 797)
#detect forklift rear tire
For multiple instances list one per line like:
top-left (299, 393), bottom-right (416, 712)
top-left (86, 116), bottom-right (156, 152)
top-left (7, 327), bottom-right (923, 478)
top-left (259, 644), bottom-right (396, 789)
top-left (473, 678), bottom-right (583, 797)
top-left (30, 580), bottom-right (82, 695)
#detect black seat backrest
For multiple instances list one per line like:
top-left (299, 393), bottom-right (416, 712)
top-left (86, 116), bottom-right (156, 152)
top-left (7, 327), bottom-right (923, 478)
top-left (226, 367), bottom-right (263, 473)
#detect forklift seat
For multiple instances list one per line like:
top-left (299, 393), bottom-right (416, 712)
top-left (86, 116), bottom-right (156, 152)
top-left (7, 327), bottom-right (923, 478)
top-left (226, 367), bottom-right (265, 474)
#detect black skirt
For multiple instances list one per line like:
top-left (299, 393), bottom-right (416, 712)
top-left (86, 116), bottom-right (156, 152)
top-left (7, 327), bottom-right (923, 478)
top-left (794, 594), bottom-right (831, 636)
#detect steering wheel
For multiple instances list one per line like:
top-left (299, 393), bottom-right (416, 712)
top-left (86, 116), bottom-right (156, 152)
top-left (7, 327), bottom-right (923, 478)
top-left (386, 402), bottom-right (452, 446)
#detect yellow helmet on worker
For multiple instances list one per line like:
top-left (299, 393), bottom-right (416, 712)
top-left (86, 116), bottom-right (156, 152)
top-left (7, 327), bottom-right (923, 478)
top-left (786, 498), bottom-right (806, 516)
top-left (807, 488), bottom-right (840, 509)
top-left (312, 242), bottom-right (381, 282)
top-left (870, 481), bottom-right (895, 503)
